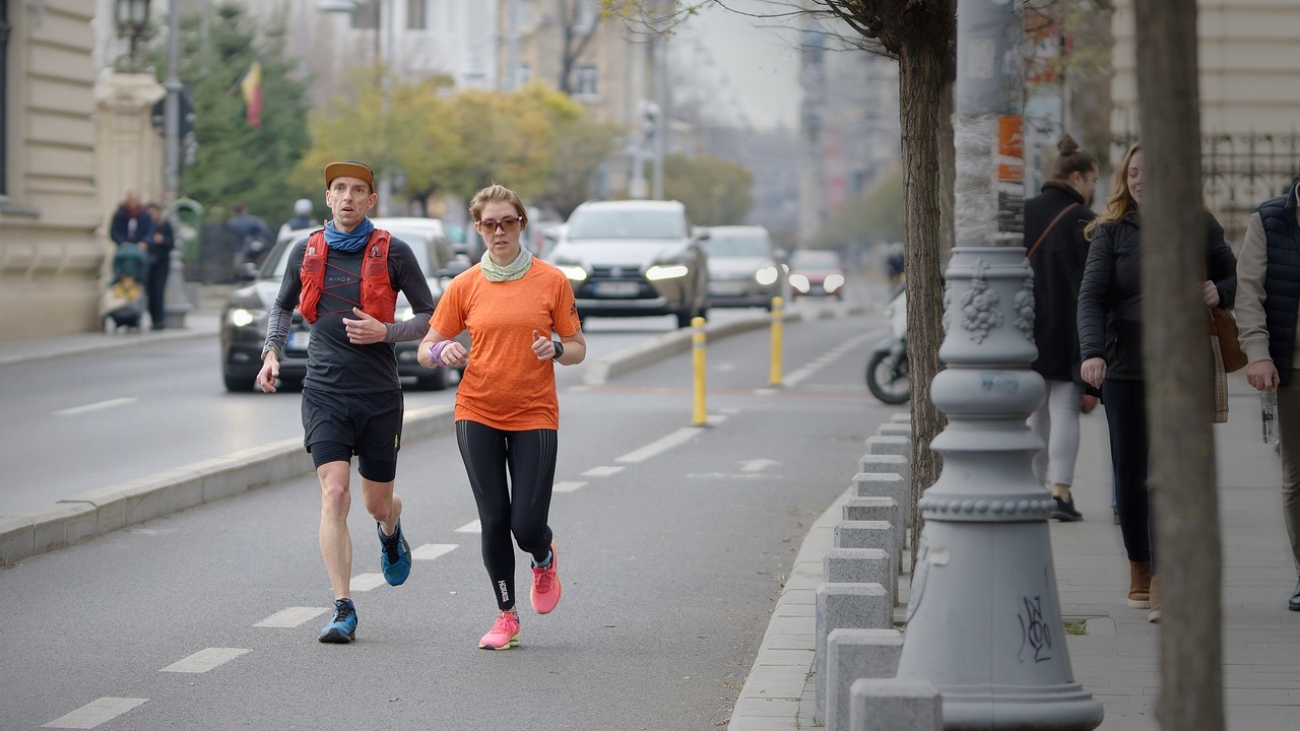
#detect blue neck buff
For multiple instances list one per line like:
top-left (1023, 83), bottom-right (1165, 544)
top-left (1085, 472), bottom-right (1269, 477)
top-left (324, 218), bottom-right (374, 253)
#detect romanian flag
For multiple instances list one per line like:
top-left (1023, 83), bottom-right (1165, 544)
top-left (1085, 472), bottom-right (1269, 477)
top-left (238, 61), bottom-right (263, 128)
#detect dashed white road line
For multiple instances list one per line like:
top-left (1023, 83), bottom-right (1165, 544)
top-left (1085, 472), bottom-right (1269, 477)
top-left (781, 331), bottom-right (875, 387)
top-left (412, 543), bottom-right (458, 560)
top-left (53, 398), bottom-right (137, 417)
top-left (350, 573), bottom-right (387, 592)
top-left (43, 698), bottom-right (148, 729)
top-left (255, 607), bottom-right (329, 628)
top-left (616, 427), bottom-right (700, 464)
top-left (582, 465), bottom-right (624, 477)
top-left (160, 647), bottom-right (250, 674)
top-left (455, 519), bottom-right (481, 534)
top-left (553, 481), bottom-right (586, 493)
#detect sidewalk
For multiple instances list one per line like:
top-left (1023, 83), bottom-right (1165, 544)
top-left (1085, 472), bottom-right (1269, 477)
top-left (729, 372), bottom-right (1300, 730)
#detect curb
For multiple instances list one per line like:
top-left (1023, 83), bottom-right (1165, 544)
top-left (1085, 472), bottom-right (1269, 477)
top-left (0, 404), bottom-right (456, 566)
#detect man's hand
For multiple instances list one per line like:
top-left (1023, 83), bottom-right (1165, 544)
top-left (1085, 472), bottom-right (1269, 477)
top-left (532, 330), bottom-right (556, 361)
top-left (343, 307), bottom-right (387, 344)
top-left (440, 340), bottom-right (469, 368)
top-left (1247, 360), bottom-right (1280, 392)
top-left (1081, 357), bottom-right (1107, 390)
top-left (257, 352), bottom-right (280, 393)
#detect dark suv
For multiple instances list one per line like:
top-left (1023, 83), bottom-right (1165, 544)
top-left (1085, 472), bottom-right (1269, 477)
top-left (546, 200), bottom-right (709, 329)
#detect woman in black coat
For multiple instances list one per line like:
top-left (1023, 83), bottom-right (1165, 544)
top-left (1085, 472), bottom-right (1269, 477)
top-left (1077, 142), bottom-right (1237, 623)
top-left (1026, 135), bottom-right (1099, 523)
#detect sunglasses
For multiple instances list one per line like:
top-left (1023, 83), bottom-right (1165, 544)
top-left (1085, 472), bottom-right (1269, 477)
top-left (476, 216), bottom-right (523, 233)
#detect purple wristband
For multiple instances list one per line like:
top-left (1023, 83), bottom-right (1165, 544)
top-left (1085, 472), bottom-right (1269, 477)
top-left (426, 340), bottom-right (450, 367)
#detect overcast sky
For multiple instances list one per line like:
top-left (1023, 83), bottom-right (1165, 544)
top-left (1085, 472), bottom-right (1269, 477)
top-left (671, 0), bottom-right (804, 131)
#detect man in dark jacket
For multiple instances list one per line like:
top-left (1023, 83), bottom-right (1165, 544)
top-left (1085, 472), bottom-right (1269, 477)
top-left (226, 203), bottom-right (273, 275)
top-left (109, 191), bottom-right (154, 249)
top-left (144, 203), bottom-right (175, 330)
top-left (1235, 175), bottom-right (1300, 611)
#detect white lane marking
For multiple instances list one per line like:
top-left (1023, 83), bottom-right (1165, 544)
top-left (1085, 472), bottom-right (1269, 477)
top-left (688, 472), bottom-right (781, 480)
top-left (255, 607), bottom-right (329, 628)
top-left (782, 332), bottom-right (874, 387)
top-left (616, 427), bottom-right (700, 464)
top-left (43, 698), bottom-right (148, 729)
top-left (351, 573), bottom-right (386, 592)
top-left (554, 481), bottom-right (586, 493)
top-left (454, 519), bottom-right (481, 533)
top-left (412, 543), bottom-right (458, 560)
top-left (54, 397), bottom-right (137, 417)
top-left (160, 647), bottom-right (250, 673)
top-left (582, 465), bottom-right (625, 477)
top-left (741, 458), bottom-right (781, 472)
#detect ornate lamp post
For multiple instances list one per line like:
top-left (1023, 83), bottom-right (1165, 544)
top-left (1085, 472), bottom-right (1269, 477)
top-left (891, 0), bottom-right (1104, 728)
top-left (114, 0), bottom-right (151, 71)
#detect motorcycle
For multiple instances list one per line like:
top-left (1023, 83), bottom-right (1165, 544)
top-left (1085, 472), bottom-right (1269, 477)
top-left (866, 287), bottom-right (910, 405)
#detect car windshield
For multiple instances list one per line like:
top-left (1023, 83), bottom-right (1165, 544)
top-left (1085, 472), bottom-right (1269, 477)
top-left (263, 228), bottom-right (433, 279)
top-left (705, 234), bottom-right (769, 258)
top-left (566, 208), bottom-right (686, 240)
top-left (791, 250), bottom-right (842, 270)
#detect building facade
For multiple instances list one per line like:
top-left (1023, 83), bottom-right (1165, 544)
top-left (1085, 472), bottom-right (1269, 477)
top-left (1, 0), bottom-right (105, 341)
top-left (1110, 0), bottom-right (1300, 240)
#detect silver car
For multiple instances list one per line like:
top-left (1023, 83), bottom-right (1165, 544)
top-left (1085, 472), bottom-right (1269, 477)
top-left (547, 200), bottom-right (710, 329)
top-left (703, 225), bottom-right (787, 310)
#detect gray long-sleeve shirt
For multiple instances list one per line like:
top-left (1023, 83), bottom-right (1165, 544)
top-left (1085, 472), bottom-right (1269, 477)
top-left (1235, 186), bottom-right (1300, 369)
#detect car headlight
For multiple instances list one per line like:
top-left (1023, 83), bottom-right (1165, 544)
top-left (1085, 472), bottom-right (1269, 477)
top-left (227, 307), bottom-right (262, 328)
top-left (755, 266), bottom-right (779, 286)
top-left (824, 274), bottom-right (845, 292)
top-left (646, 264), bottom-right (690, 281)
top-left (790, 274), bottom-right (810, 292)
top-left (556, 265), bottom-right (588, 281)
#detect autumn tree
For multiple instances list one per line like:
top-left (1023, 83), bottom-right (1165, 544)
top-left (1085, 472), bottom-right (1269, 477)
top-left (1132, 0), bottom-right (1225, 728)
top-left (662, 154), bottom-right (754, 225)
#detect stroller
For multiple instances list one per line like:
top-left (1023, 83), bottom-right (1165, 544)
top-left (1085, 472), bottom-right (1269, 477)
top-left (100, 245), bottom-right (149, 331)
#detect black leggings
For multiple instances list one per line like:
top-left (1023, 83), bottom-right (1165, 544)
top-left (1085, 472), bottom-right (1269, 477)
top-left (455, 420), bottom-right (557, 611)
top-left (1102, 379), bottom-right (1155, 570)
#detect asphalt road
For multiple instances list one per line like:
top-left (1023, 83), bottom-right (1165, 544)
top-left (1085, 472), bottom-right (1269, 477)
top-left (0, 304), bottom-right (896, 731)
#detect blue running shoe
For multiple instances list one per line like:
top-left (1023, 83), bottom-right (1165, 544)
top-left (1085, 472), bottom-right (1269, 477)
top-left (319, 598), bottom-right (357, 644)
top-left (379, 520), bottom-right (411, 586)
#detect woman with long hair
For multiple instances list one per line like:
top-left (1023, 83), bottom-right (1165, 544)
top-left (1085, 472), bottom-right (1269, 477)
top-left (1077, 143), bottom-right (1237, 622)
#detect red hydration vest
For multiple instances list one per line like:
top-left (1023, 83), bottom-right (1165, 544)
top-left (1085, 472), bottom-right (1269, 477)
top-left (298, 229), bottom-right (398, 324)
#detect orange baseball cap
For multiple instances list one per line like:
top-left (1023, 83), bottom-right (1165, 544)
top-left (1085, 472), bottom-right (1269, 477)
top-left (324, 160), bottom-right (375, 192)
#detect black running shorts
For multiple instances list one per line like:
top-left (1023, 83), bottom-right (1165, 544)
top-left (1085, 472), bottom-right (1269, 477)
top-left (301, 388), bottom-right (403, 465)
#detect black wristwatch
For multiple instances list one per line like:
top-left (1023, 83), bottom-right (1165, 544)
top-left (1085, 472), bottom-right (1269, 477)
top-left (552, 341), bottom-right (564, 360)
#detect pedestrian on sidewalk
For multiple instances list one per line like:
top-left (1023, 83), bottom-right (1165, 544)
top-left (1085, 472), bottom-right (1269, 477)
top-left (1025, 134), bottom-right (1100, 522)
top-left (418, 184), bottom-right (586, 650)
top-left (1233, 172), bottom-right (1300, 612)
top-left (257, 160), bottom-right (437, 643)
top-left (1077, 142), bottom-right (1238, 622)
top-left (144, 202), bottom-right (174, 331)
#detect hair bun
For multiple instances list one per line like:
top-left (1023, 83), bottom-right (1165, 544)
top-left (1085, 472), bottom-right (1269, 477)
top-left (1057, 134), bottom-right (1079, 155)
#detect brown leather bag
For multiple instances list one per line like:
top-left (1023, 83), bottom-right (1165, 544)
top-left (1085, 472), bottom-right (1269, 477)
top-left (1209, 307), bottom-right (1248, 373)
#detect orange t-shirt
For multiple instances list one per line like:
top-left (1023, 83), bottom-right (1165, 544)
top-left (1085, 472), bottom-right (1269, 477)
top-left (430, 260), bottom-right (581, 430)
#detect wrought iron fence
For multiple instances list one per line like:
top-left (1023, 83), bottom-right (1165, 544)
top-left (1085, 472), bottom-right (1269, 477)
top-left (1112, 131), bottom-right (1300, 245)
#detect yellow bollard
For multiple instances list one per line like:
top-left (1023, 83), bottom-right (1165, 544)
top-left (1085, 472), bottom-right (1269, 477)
top-left (692, 316), bottom-right (708, 426)
top-left (769, 296), bottom-right (784, 387)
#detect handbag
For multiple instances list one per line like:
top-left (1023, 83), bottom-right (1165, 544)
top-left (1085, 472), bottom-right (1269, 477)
top-left (1209, 307), bottom-right (1248, 373)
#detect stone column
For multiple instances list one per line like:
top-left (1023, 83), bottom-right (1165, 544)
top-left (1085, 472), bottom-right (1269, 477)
top-left (95, 73), bottom-right (165, 217)
top-left (892, 0), bottom-right (1104, 728)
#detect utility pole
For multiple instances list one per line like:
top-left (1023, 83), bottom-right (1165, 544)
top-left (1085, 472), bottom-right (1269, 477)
top-left (163, 0), bottom-right (181, 203)
top-left (652, 32), bottom-right (666, 200)
top-left (891, 0), bottom-right (1103, 727)
top-left (505, 0), bottom-right (520, 91)
top-left (377, 0), bottom-right (393, 215)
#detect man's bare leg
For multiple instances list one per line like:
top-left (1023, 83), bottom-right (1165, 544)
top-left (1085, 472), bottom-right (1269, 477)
top-left (317, 461), bottom-right (353, 599)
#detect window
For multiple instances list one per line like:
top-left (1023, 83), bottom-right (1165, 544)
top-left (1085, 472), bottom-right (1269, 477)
top-left (406, 0), bottom-right (426, 30)
top-left (574, 64), bottom-right (598, 98)
top-left (352, 0), bottom-right (378, 30)
top-left (518, 63), bottom-right (531, 85)
top-left (574, 0), bottom-right (598, 32)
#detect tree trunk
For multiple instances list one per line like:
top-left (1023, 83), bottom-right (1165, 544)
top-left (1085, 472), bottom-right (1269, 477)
top-left (1132, 1), bottom-right (1225, 729)
top-left (898, 32), bottom-right (952, 566)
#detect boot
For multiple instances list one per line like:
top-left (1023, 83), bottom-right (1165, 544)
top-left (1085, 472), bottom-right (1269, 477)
top-left (1148, 573), bottom-right (1161, 623)
top-left (1127, 561), bottom-right (1151, 608)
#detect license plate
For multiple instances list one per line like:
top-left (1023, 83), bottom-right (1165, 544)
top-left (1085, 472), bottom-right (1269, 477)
top-left (287, 331), bottom-right (311, 351)
top-left (594, 281), bottom-right (640, 297)
top-left (710, 282), bottom-right (746, 296)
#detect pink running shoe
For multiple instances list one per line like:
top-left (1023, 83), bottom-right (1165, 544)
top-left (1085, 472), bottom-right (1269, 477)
top-left (530, 540), bottom-right (562, 614)
top-left (478, 609), bottom-right (520, 651)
